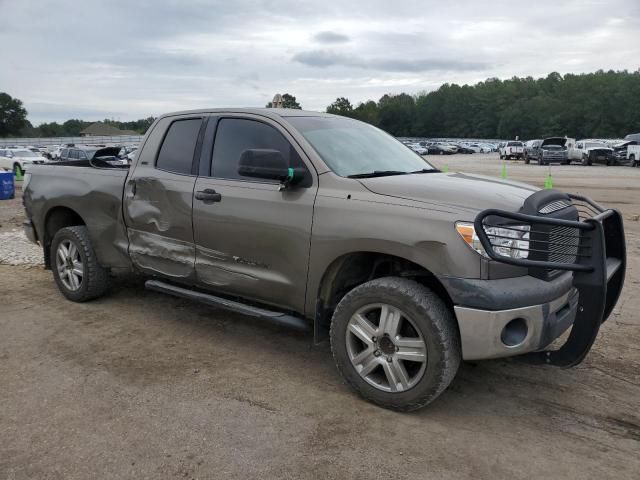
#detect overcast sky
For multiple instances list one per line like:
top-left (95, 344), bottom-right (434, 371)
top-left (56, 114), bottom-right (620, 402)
top-left (1, 0), bottom-right (638, 125)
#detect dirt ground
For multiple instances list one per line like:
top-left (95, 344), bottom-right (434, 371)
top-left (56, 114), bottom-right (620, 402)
top-left (1, 155), bottom-right (639, 479)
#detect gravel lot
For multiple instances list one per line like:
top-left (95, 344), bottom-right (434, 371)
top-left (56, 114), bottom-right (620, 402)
top-left (1, 155), bottom-right (639, 479)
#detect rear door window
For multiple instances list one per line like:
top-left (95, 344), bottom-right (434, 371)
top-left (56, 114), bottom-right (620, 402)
top-left (156, 118), bottom-right (203, 175)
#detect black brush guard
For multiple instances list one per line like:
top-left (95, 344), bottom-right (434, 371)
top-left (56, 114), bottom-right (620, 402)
top-left (474, 194), bottom-right (626, 367)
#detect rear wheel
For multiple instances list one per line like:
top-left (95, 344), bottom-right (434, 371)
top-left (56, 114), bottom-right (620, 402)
top-left (51, 226), bottom-right (110, 302)
top-left (330, 277), bottom-right (461, 411)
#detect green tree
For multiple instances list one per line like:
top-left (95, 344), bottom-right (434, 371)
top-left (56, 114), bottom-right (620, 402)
top-left (0, 92), bottom-right (28, 137)
top-left (326, 97), bottom-right (354, 117)
top-left (281, 93), bottom-right (301, 109)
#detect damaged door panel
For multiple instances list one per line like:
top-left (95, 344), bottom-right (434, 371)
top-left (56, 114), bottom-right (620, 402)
top-left (123, 116), bottom-right (204, 280)
top-left (192, 115), bottom-right (317, 313)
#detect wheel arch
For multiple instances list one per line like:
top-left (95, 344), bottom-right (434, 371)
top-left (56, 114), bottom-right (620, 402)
top-left (42, 206), bottom-right (86, 269)
top-left (312, 251), bottom-right (454, 343)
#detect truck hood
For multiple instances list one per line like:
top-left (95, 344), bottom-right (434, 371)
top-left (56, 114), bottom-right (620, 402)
top-left (359, 172), bottom-right (538, 216)
top-left (541, 137), bottom-right (567, 148)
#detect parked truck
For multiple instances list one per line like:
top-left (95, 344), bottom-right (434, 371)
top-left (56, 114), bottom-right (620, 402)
top-left (498, 141), bottom-right (524, 160)
top-left (22, 109), bottom-right (626, 410)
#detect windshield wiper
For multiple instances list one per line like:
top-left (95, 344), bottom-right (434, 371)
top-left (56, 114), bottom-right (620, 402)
top-left (409, 168), bottom-right (440, 174)
top-left (347, 170), bottom-right (409, 178)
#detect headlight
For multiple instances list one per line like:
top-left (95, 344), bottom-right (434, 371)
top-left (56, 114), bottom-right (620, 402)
top-left (456, 222), bottom-right (530, 259)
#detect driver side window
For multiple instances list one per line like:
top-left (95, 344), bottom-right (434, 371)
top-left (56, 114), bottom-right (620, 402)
top-left (211, 118), bottom-right (307, 182)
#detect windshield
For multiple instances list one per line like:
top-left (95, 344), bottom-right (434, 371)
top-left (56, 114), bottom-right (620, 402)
top-left (585, 142), bottom-right (606, 148)
top-left (285, 116), bottom-right (435, 177)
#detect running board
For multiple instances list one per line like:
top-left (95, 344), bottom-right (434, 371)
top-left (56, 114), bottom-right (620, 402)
top-left (145, 280), bottom-right (310, 332)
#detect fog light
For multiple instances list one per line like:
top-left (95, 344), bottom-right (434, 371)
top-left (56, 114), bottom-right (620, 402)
top-left (501, 318), bottom-right (528, 347)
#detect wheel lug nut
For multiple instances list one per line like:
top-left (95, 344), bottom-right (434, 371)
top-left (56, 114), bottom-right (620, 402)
top-left (374, 350), bottom-right (381, 357)
top-left (395, 346), bottom-right (399, 352)
top-left (372, 336), bottom-right (377, 343)
top-left (387, 356), bottom-right (393, 363)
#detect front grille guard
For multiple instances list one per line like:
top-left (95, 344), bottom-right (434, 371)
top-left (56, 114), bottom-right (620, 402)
top-left (474, 194), bottom-right (626, 367)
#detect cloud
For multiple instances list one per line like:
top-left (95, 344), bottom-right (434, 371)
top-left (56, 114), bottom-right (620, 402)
top-left (292, 50), bottom-right (490, 72)
top-left (0, 0), bottom-right (637, 123)
top-left (313, 31), bottom-right (350, 44)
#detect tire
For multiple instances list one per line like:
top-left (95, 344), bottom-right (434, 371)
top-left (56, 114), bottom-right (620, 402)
top-left (13, 163), bottom-right (23, 177)
top-left (581, 154), bottom-right (588, 166)
top-left (630, 154), bottom-right (637, 167)
top-left (537, 155), bottom-right (544, 165)
top-left (330, 277), bottom-right (461, 411)
top-left (50, 226), bottom-right (110, 302)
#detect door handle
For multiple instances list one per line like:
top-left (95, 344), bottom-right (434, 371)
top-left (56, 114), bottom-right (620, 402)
top-left (195, 189), bottom-right (222, 203)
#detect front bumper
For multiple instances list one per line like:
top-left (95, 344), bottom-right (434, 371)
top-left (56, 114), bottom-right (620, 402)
top-left (470, 192), bottom-right (626, 367)
top-left (455, 287), bottom-right (578, 360)
top-left (542, 152), bottom-right (568, 163)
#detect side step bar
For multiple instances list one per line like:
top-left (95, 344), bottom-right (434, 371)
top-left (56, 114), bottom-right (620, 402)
top-left (145, 280), bottom-right (310, 332)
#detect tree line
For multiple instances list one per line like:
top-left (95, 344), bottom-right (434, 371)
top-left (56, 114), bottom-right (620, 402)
top-left (326, 70), bottom-right (640, 139)
top-left (0, 93), bottom-right (154, 137)
top-left (2, 70), bottom-right (639, 139)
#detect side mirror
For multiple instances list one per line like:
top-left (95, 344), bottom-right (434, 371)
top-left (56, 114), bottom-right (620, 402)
top-left (238, 149), bottom-right (303, 187)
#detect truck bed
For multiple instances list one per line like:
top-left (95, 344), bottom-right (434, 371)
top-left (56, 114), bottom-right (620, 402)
top-left (24, 164), bottom-right (132, 270)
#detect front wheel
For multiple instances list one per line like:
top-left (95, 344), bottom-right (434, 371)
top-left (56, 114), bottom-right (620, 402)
top-left (330, 277), bottom-right (461, 411)
top-left (51, 226), bottom-right (110, 302)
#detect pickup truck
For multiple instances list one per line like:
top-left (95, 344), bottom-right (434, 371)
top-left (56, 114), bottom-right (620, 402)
top-left (568, 140), bottom-right (614, 166)
top-left (498, 141), bottom-right (524, 160)
top-left (22, 109), bottom-right (626, 411)
top-left (625, 144), bottom-right (639, 167)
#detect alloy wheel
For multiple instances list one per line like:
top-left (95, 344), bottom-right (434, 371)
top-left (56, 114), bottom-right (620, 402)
top-left (345, 303), bottom-right (427, 392)
top-left (56, 239), bottom-right (84, 291)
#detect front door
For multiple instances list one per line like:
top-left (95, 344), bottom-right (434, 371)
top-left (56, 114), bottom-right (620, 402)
top-left (123, 116), bottom-right (204, 280)
top-left (192, 115), bottom-right (317, 313)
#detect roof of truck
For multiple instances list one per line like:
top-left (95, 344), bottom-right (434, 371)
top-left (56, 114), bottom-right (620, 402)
top-left (158, 108), bottom-right (335, 119)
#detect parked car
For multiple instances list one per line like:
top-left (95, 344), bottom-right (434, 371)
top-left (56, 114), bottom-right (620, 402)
top-left (624, 132), bottom-right (640, 143)
top-left (612, 141), bottom-right (638, 165)
top-left (469, 143), bottom-right (492, 153)
top-left (427, 143), bottom-right (456, 155)
top-left (453, 144), bottom-right (474, 154)
top-left (407, 144), bottom-right (428, 155)
top-left (23, 108), bottom-right (626, 411)
top-left (529, 137), bottom-right (570, 165)
top-left (523, 140), bottom-right (541, 163)
top-left (568, 140), bottom-right (614, 166)
top-left (499, 141), bottom-right (524, 160)
top-left (0, 148), bottom-right (47, 175)
top-left (58, 145), bottom-right (124, 166)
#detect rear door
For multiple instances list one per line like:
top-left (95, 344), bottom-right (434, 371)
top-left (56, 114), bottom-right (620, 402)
top-left (192, 114), bottom-right (317, 313)
top-left (123, 115), bottom-right (205, 280)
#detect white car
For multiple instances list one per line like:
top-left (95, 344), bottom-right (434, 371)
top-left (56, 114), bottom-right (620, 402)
top-left (407, 143), bottom-right (428, 155)
top-left (0, 148), bottom-right (48, 175)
